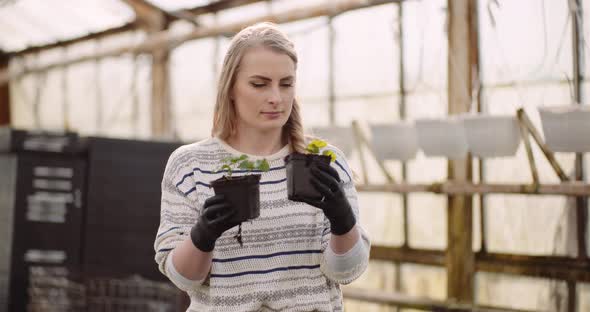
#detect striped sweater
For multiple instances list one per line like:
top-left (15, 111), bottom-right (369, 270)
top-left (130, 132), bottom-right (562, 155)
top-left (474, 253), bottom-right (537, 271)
top-left (154, 137), bottom-right (371, 312)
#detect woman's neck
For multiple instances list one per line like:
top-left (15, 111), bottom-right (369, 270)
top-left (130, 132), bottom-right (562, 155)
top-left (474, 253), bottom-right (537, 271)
top-left (225, 129), bottom-right (286, 157)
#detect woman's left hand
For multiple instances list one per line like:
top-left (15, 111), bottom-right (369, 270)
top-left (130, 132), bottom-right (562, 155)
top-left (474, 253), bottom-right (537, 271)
top-left (299, 162), bottom-right (356, 235)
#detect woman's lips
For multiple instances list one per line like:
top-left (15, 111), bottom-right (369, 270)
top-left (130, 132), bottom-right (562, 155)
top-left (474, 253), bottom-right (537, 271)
top-left (261, 112), bottom-right (282, 119)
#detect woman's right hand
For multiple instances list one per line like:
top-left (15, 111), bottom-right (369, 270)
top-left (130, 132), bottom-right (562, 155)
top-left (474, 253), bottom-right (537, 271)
top-left (190, 194), bottom-right (239, 252)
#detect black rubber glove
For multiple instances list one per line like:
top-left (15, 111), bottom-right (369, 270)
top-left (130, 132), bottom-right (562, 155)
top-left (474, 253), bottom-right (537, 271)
top-left (190, 194), bottom-right (240, 252)
top-left (300, 162), bottom-right (356, 235)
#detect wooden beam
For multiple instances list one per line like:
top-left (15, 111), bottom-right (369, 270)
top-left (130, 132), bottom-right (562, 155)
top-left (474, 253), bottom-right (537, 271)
top-left (475, 252), bottom-right (590, 283)
top-left (370, 244), bottom-right (590, 283)
top-left (446, 0), bottom-right (477, 303)
top-left (121, 0), bottom-right (167, 31)
top-left (6, 1), bottom-right (268, 59)
top-left (8, 23), bottom-right (136, 58)
top-left (0, 55), bottom-right (9, 125)
top-left (356, 182), bottom-right (590, 196)
top-left (370, 245), bottom-right (445, 266)
top-left (351, 121), bottom-right (370, 184)
top-left (0, 0), bottom-right (398, 85)
top-left (342, 287), bottom-right (544, 312)
top-left (7, 0), bottom-right (257, 58)
top-left (519, 115), bottom-right (540, 188)
top-left (178, 0), bottom-right (268, 16)
top-left (344, 287), bottom-right (454, 311)
top-left (342, 287), bottom-right (548, 312)
top-left (122, 0), bottom-right (199, 28)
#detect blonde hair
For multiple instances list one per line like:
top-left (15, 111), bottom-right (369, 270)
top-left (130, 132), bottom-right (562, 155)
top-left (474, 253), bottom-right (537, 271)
top-left (211, 22), bottom-right (306, 154)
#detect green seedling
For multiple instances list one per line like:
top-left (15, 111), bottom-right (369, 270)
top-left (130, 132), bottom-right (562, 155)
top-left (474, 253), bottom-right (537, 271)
top-left (306, 139), bottom-right (336, 162)
top-left (216, 154), bottom-right (270, 178)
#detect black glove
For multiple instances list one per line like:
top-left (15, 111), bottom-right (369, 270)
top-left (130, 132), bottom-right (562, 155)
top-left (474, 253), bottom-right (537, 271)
top-left (190, 194), bottom-right (240, 252)
top-left (300, 162), bottom-right (356, 235)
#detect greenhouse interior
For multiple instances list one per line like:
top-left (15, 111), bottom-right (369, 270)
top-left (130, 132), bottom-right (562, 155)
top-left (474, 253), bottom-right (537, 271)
top-left (0, 0), bottom-right (589, 311)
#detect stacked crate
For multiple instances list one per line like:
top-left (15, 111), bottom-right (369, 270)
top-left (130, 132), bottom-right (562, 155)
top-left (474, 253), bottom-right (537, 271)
top-left (0, 129), bottom-right (184, 311)
top-left (0, 128), bottom-right (86, 312)
top-left (83, 137), bottom-right (181, 281)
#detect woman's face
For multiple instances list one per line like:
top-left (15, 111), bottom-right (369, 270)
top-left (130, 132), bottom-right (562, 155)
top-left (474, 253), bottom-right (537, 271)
top-left (231, 46), bottom-right (296, 134)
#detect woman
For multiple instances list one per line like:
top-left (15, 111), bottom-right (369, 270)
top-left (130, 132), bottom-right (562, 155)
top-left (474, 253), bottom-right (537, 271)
top-left (154, 22), bottom-right (370, 311)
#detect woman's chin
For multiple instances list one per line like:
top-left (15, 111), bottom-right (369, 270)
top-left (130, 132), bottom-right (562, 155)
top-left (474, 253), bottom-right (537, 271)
top-left (254, 119), bottom-right (287, 131)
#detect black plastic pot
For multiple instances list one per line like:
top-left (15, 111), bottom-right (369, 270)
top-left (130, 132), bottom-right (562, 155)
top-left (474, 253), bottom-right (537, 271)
top-left (284, 152), bottom-right (331, 202)
top-left (210, 174), bottom-right (261, 223)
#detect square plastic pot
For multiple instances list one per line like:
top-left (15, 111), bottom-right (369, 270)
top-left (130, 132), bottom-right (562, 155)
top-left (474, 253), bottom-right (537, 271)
top-left (462, 114), bottom-right (521, 157)
top-left (369, 122), bottom-right (419, 161)
top-left (311, 126), bottom-right (355, 158)
top-left (415, 117), bottom-right (468, 159)
top-left (210, 174), bottom-right (261, 223)
top-left (538, 105), bottom-right (590, 152)
top-left (284, 153), bottom-right (331, 202)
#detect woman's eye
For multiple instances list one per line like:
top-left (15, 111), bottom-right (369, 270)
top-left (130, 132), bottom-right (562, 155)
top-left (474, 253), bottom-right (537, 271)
top-left (281, 84), bottom-right (293, 88)
top-left (251, 83), bottom-right (265, 88)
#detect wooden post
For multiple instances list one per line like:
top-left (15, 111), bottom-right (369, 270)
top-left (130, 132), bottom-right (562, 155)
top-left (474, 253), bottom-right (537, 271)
top-left (570, 1), bottom-right (585, 310)
top-left (472, 0), bottom-right (486, 254)
top-left (351, 121), bottom-right (370, 184)
top-left (328, 16), bottom-right (336, 125)
top-left (151, 49), bottom-right (172, 138)
top-left (571, 0), bottom-right (588, 263)
top-left (0, 55), bottom-right (9, 126)
top-left (397, 2), bottom-right (410, 249)
top-left (61, 49), bottom-right (71, 131)
top-left (94, 41), bottom-right (104, 134)
top-left (446, 0), bottom-right (477, 302)
top-left (397, 3), bottom-right (407, 311)
top-left (517, 116), bottom-right (540, 189)
top-left (122, 0), bottom-right (173, 138)
top-left (567, 280), bottom-right (576, 312)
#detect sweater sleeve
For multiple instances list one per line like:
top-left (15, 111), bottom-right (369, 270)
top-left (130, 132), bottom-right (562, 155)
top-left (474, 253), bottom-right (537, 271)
top-left (154, 146), bottom-right (205, 291)
top-left (165, 250), bottom-right (206, 291)
top-left (319, 147), bottom-right (371, 285)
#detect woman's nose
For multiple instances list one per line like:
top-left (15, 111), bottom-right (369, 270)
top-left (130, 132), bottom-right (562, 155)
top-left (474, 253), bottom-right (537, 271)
top-left (268, 86), bottom-right (282, 104)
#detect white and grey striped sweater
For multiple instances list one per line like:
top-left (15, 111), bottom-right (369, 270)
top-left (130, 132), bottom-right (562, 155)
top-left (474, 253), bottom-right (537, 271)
top-left (154, 137), bottom-right (371, 312)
